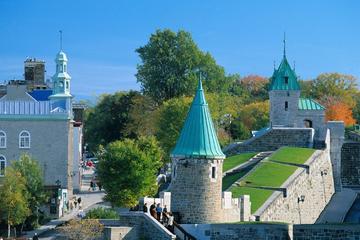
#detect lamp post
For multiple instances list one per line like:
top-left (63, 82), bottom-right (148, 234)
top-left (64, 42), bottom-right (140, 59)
top-left (297, 195), bottom-right (305, 224)
top-left (321, 170), bottom-right (328, 203)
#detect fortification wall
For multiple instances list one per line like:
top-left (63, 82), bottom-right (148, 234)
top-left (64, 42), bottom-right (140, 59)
top-left (255, 133), bottom-right (334, 224)
top-left (327, 121), bottom-right (344, 191)
top-left (341, 142), bottom-right (360, 187)
top-left (181, 223), bottom-right (360, 240)
top-left (102, 213), bottom-right (176, 240)
top-left (226, 127), bottom-right (314, 155)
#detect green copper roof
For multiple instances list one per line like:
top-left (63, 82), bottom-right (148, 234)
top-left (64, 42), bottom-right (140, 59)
top-left (171, 80), bottom-right (225, 159)
top-left (298, 98), bottom-right (325, 110)
top-left (269, 56), bottom-right (300, 91)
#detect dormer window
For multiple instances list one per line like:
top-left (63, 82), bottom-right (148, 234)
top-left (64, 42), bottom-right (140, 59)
top-left (284, 76), bottom-right (289, 84)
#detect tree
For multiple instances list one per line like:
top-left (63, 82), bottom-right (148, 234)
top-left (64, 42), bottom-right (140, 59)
top-left (311, 73), bottom-right (358, 107)
top-left (84, 91), bottom-right (141, 151)
top-left (230, 75), bottom-right (269, 102)
top-left (12, 154), bottom-right (47, 229)
top-left (325, 99), bottom-right (356, 126)
top-left (58, 219), bottom-right (104, 240)
top-left (97, 137), bottom-right (162, 207)
top-left (0, 167), bottom-right (30, 238)
top-left (229, 119), bottom-right (251, 140)
top-left (136, 29), bottom-right (232, 103)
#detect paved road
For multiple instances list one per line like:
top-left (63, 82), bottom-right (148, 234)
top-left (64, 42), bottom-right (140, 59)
top-left (24, 168), bottom-right (105, 240)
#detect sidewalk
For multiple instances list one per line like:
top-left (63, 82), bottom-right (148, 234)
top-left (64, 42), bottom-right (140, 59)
top-left (24, 168), bottom-right (105, 238)
top-left (316, 188), bottom-right (357, 223)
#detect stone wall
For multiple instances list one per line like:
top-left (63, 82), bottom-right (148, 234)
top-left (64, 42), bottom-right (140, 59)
top-left (170, 158), bottom-right (224, 223)
top-left (327, 121), bottom-right (345, 191)
top-left (341, 142), bottom-right (360, 187)
top-left (296, 110), bottom-right (326, 141)
top-left (254, 132), bottom-right (335, 224)
top-left (102, 212), bottom-right (176, 240)
top-left (293, 224), bottom-right (360, 239)
top-left (226, 127), bottom-right (314, 155)
top-left (182, 223), bottom-right (360, 240)
top-left (270, 90), bottom-right (300, 127)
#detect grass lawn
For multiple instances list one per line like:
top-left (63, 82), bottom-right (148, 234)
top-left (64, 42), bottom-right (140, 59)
top-left (230, 186), bottom-right (274, 213)
top-left (243, 162), bottom-right (297, 187)
top-left (223, 152), bottom-right (257, 172)
top-left (229, 147), bottom-right (315, 213)
top-left (222, 165), bottom-right (255, 191)
top-left (268, 147), bottom-right (315, 165)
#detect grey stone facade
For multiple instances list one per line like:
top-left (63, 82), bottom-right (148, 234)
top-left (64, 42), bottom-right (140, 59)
top-left (101, 213), bottom-right (176, 240)
top-left (270, 90), bottom-right (300, 127)
top-left (327, 121), bottom-right (344, 191)
top-left (170, 158), bottom-right (224, 223)
top-left (0, 119), bottom-right (73, 192)
top-left (226, 127), bottom-right (314, 155)
top-left (255, 144), bottom-right (335, 224)
top-left (341, 141), bottom-right (360, 188)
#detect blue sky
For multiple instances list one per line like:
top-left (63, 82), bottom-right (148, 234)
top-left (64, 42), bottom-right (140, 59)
top-left (0, 0), bottom-right (359, 100)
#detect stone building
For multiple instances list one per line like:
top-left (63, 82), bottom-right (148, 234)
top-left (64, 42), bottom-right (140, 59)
top-left (0, 49), bottom-right (75, 217)
top-left (269, 48), bottom-right (326, 141)
top-left (169, 79), bottom-right (243, 224)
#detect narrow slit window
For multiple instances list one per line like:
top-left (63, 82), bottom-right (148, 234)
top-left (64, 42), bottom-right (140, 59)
top-left (284, 76), bottom-right (289, 84)
top-left (211, 166), bottom-right (216, 179)
top-left (285, 101), bottom-right (288, 111)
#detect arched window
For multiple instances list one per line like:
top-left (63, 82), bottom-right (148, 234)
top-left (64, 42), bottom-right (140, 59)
top-left (19, 130), bottom-right (31, 148)
top-left (304, 119), bottom-right (313, 128)
top-left (0, 131), bottom-right (6, 148)
top-left (0, 155), bottom-right (6, 177)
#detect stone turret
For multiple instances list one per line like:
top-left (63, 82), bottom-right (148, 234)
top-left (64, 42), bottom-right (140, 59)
top-left (269, 44), bottom-right (300, 127)
top-left (170, 79), bottom-right (226, 224)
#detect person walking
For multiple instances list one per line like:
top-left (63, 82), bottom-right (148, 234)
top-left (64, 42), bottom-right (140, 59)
top-left (98, 182), bottom-right (102, 191)
top-left (156, 203), bottom-right (163, 222)
top-left (163, 205), bottom-right (168, 214)
top-left (143, 203), bottom-right (148, 213)
top-left (167, 212), bottom-right (174, 232)
top-left (150, 202), bottom-right (156, 219)
top-left (74, 198), bottom-right (78, 208)
top-left (32, 233), bottom-right (39, 240)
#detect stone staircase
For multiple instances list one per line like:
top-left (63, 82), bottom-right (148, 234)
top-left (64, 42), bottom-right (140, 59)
top-left (223, 151), bottom-right (274, 178)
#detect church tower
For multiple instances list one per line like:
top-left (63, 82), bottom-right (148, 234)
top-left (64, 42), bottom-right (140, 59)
top-left (49, 31), bottom-right (72, 116)
top-left (170, 78), bottom-right (226, 224)
top-left (269, 38), bottom-right (300, 127)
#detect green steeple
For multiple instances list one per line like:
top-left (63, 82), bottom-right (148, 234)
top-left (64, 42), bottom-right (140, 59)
top-left (269, 37), bottom-right (300, 91)
top-left (171, 79), bottom-right (225, 159)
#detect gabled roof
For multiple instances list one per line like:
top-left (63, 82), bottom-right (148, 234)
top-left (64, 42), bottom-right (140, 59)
top-left (298, 98), bottom-right (325, 110)
top-left (269, 56), bottom-right (300, 91)
top-left (29, 89), bottom-right (53, 101)
top-left (171, 80), bottom-right (225, 159)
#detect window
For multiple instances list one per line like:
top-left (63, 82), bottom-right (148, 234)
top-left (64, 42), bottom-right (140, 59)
top-left (19, 130), bottom-right (30, 148)
top-left (210, 164), bottom-right (217, 182)
top-left (64, 65), bottom-right (67, 72)
top-left (285, 101), bottom-right (288, 111)
top-left (284, 76), bottom-right (289, 84)
top-left (0, 131), bottom-right (6, 148)
top-left (66, 81), bottom-right (69, 90)
top-left (211, 166), bottom-right (216, 179)
top-left (0, 155), bottom-right (5, 177)
top-left (287, 91), bottom-right (290, 97)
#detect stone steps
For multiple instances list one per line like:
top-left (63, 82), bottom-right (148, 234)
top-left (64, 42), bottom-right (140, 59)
top-left (223, 151), bottom-right (273, 177)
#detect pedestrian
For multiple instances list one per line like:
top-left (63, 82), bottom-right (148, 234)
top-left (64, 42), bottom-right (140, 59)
top-left (167, 212), bottom-right (174, 232)
top-left (98, 182), bottom-right (102, 191)
top-left (77, 197), bottom-right (82, 205)
top-left (143, 203), bottom-right (148, 213)
top-left (92, 180), bottom-right (96, 191)
top-left (32, 233), bottom-right (39, 240)
top-left (150, 202), bottom-right (156, 219)
top-left (156, 203), bottom-right (163, 221)
top-left (77, 209), bottom-right (85, 219)
top-left (74, 198), bottom-right (78, 208)
top-left (89, 180), bottom-right (94, 191)
top-left (163, 205), bottom-right (168, 214)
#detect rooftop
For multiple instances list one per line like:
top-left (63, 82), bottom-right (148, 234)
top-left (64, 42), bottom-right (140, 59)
top-left (171, 79), bottom-right (225, 159)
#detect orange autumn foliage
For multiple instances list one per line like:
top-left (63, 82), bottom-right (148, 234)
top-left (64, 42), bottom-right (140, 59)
top-left (325, 101), bottom-right (356, 126)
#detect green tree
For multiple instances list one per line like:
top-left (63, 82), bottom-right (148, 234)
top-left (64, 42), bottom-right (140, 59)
top-left (136, 29), bottom-right (232, 103)
top-left (229, 119), bottom-right (251, 140)
top-left (12, 154), bottom-right (47, 229)
top-left (0, 167), bottom-right (30, 238)
top-left (97, 137), bottom-right (162, 207)
top-left (84, 91), bottom-right (141, 151)
top-left (230, 75), bottom-right (269, 102)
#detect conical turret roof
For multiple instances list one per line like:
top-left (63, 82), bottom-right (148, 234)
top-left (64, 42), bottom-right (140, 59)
top-left (171, 80), bottom-right (225, 159)
top-left (269, 56), bottom-right (300, 91)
